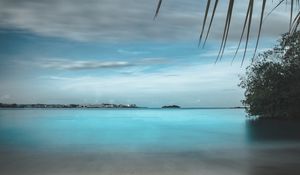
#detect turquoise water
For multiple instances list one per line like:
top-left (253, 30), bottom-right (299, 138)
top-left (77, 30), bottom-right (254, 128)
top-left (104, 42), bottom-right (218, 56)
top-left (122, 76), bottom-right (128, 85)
top-left (1, 109), bottom-right (300, 175)
top-left (0, 109), bottom-right (248, 152)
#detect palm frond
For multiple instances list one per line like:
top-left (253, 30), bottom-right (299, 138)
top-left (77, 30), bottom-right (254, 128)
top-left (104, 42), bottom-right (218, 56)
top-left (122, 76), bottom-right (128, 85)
top-left (154, 0), bottom-right (300, 64)
top-left (232, 0), bottom-right (252, 64)
top-left (203, 0), bottom-right (219, 48)
top-left (252, 0), bottom-right (267, 62)
top-left (291, 0), bottom-right (294, 30)
top-left (198, 0), bottom-right (211, 47)
top-left (154, 0), bottom-right (162, 19)
top-left (216, 0), bottom-right (235, 62)
top-left (241, 0), bottom-right (254, 66)
top-left (263, 0), bottom-right (285, 23)
top-left (291, 10), bottom-right (300, 33)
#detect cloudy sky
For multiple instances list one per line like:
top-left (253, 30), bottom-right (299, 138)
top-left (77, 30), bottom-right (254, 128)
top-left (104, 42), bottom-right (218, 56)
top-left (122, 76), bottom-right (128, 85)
top-left (0, 0), bottom-right (291, 107)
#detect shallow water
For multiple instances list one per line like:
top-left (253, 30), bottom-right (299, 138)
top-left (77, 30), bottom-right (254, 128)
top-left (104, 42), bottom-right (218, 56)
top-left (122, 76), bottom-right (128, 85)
top-left (0, 109), bottom-right (248, 152)
top-left (0, 109), bottom-right (299, 175)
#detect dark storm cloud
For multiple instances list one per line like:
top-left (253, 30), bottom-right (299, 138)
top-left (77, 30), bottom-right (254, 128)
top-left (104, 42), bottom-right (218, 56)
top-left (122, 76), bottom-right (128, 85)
top-left (0, 0), bottom-right (291, 42)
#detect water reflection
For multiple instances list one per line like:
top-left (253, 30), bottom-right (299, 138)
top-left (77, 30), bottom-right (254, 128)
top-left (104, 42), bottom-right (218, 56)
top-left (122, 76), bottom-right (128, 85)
top-left (246, 119), bottom-right (300, 142)
top-left (246, 119), bottom-right (300, 175)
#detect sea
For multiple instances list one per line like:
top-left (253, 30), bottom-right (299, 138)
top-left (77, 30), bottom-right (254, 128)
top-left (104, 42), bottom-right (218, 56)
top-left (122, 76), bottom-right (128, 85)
top-left (0, 109), bottom-right (300, 175)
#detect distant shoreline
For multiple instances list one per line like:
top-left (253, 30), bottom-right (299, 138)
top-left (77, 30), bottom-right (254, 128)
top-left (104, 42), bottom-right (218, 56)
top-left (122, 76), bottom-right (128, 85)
top-left (0, 102), bottom-right (245, 110)
top-left (0, 107), bottom-right (246, 110)
top-left (0, 103), bottom-right (138, 109)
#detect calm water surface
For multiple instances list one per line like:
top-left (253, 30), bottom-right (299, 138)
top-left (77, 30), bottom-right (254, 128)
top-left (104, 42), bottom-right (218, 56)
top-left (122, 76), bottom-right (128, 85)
top-left (0, 109), bottom-right (248, 152)
top-left (0, 109), bottom-right (300, 175)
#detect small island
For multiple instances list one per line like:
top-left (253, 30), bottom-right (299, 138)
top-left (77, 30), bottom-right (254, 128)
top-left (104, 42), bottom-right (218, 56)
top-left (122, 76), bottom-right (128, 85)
top-left (161, 105), bottom-right (181, 109)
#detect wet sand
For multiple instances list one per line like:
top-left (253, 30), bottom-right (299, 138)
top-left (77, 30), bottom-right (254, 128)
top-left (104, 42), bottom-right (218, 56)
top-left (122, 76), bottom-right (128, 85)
top-left (1, 146), bottom-right (300, 175)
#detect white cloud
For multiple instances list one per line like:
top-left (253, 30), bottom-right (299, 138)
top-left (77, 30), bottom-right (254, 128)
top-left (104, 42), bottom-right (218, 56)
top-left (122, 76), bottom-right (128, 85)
top-left (36, 60), bottom-right (245, 106)
top-left (37, 59), bottom-right (132, 70)
top-left (17, 57), bottom-right (171, 71)
top-left (0, 0), bottom-right (291, 42)
top-left (200, 46), bottom-right (272, 58)
top-left (1, 58), bottom-right (246, 106)
top-left (0, 94), bottom-right (10, 100)
top-left (117, 49), bottom-right (150, 55)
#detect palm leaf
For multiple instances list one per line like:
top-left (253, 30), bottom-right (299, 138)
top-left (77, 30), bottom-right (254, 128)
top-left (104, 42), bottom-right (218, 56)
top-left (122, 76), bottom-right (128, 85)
top-left (252, 0), bottom-right (267, 62)
top-left (241, 0), bottom-right (254, 66)
top-left (216, 0), bottom-right (235, 62)
top-left (203, 0), bottom-right (219, 48)
top-left (291, 0), bottom-right (294, 30)
top-left (231, 0), bottom-right (252, 64)
top-left (198, 0), bottom-right (211, 47)
top-left (291, 10), bottom-right (300, 33)
top-left (154, 0), bottom-right (300, 64)
top-left (263, 0), bottom-right (285, 23)
top-left (154, 0), bottom-right (162, 19)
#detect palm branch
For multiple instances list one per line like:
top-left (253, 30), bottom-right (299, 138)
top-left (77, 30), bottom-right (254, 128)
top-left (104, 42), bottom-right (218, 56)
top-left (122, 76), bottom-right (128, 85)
top-left (154, 0), bottom-right (300, 64)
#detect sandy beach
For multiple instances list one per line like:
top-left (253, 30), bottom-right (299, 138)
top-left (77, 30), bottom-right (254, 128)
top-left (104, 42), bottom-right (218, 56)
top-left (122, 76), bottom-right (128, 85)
top-left (1, 146), bottom-right (300, 175)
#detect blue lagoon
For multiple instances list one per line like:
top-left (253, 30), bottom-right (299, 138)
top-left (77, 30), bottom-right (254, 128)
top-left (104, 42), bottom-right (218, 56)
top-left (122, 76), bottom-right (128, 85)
top-left (0, 109), bottom-right (299, 175)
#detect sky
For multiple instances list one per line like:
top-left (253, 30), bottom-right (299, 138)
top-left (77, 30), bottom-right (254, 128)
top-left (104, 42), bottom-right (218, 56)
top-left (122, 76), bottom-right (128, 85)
top-left (0, 0), bottom-right (292, 107)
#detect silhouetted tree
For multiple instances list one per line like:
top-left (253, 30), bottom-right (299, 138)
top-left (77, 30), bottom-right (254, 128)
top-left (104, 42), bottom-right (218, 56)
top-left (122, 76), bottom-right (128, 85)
top-left (240, 31), bottom-right (300, 119)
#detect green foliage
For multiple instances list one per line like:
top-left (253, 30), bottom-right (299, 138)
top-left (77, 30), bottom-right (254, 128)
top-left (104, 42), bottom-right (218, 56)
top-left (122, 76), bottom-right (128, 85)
top-left (240, 31), bottom-right (300, 119)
